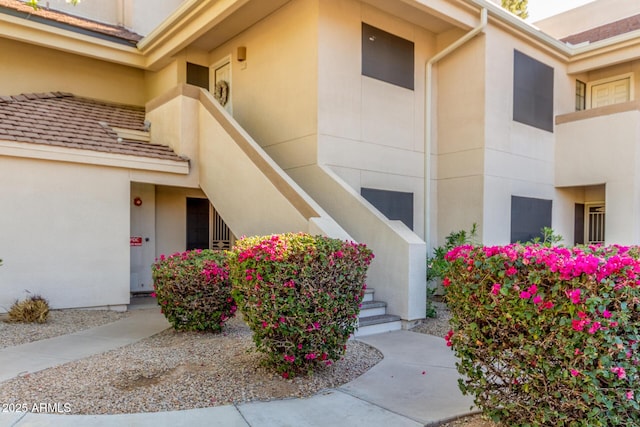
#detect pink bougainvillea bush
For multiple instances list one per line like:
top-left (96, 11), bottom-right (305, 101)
top-left (443, 243), bottom-right (640, 426)
top-left (228, 233), bottom-right (374, 378)
top-left (152, 249), bottom-right (236, 332)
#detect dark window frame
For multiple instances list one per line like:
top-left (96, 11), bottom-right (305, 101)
top-left (361, 187), bottom-right (414, 230)
top-left (576, 80), bottom-right (586, 111)
top-left (510, 195), bottom-right (552, 243)
top-left (513, 50), bottom-right (554, 132)
top-left (361, 23), bottom-right (415, 90)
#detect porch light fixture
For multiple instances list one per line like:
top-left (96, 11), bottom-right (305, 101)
top-left (133, 197), bottom-right (142, 207)
top-left (237, 46), bottom-right (247, 62)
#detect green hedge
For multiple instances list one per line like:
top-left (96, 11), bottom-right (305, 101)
top-left (152, 249), bottom-right (236, 332)
top-left (443, 243), bottom-right (640, 426)
top-left (228, 233), bottom-right (374, 378)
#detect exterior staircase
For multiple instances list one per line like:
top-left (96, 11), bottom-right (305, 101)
top-left (354, 288), bottom-right (402, 337)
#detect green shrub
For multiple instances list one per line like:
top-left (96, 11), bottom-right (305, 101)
top-left (8, 294), bottom-right (49, 323)
top-left (444, 243), bottom-right (640, 426)
top-left (228, 233), bottom-right (374, 378)
top-left (152, 249), bottom-right (236, 332)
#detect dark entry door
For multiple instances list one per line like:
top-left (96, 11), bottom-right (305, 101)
top-left (186, 198), bottom-right (210, 250)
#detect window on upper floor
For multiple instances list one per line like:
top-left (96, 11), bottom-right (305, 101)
top-left (586, 73), bottom-right (633, 109)
top-left (187, 62), bottom-right (210, 91)
top-left (575, 80), bottom-right (586, 111)
top-left (513, 50), bottom-right (554, 132)
top-left (361, 23), bottom-right (414, 90)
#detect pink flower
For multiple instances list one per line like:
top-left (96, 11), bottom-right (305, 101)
top-left (491, 283), bottom-right (501, 295)
top-left (150, 292), bottom-right (157, 298)
top-left (505, 267), bottom-right (518, 276)
top-left (282, 372), bottom-right (289, 379)
top-left (305, 353), bottom-right (317, 360)
top-left (566, 289), bottom-right (582, 304)
top-left (627, 390), bottom-right (634, 400)
top-left (261, 321), bottom-right (269, 329)
top-left (570, 369), bottom-right (580, 377)
top-left (445, 330), bottom-right (454, 347)
top-left (443, 277), bottom-right (451, 287)
top-left (533, 295), bottom-right (542, 305)
top-left (519, 291), bottom-right (531, 299)
top-left (611, 366), bottom-right (627, 379)
top-left (588, 322), bottom-right (602, 334)
top-left (602, 310), bottom-right (612, 319)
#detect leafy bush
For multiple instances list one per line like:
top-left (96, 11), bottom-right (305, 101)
top-left (228, 233), bottom-right (374, 378)
top-left (152, 249), bottom-right (236, 332)
top-left (8, 294), bottom-right (49, 323)
top-left (427, 223), bottom-right (478, 282)
top-left (444, 243), bottom-right (640, 426)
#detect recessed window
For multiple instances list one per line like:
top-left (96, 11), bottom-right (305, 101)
top-left (576, 80), bottom-right (586, 111)
top-left (510, 196), bottom-right (552, 243)
top-left (361, 188), bottom-right (414, 230)
top-left (187, 62), bottom-right (209, 91)
top-left (513, 50), bottom-right (554, 132)
top-left (362, 23), bottom-right (414, 90)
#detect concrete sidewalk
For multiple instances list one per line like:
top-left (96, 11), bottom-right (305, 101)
top-left (0, 308), bottom-right (476, 427)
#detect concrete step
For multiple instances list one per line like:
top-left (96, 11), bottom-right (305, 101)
top-left (363, 288), bottom-right (374, 303)
top-left (359, 301), bottom-right (387, 318)
top-left (355, 314), bottom-right (402, 337)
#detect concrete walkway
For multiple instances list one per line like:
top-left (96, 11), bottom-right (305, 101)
top-left (0, 307), bottom-right (476, 427)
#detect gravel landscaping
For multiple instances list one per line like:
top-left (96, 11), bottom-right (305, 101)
top-left (0, 310), bottom-right (130, 349)
top-left (0, 298), bottom-right (497, 425)
top-left (0, 313), bottom-right (382, 415)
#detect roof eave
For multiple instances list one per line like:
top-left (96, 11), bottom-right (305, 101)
top-left (0, 12), bottom-right (145, 68)
top-left (0, 138), bottom-right (190, 174)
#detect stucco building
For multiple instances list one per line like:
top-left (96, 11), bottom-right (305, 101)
top-left (1, 0), bottom-right (640, 332)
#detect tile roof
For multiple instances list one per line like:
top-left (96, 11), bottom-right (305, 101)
top-left (0, 92), bottom-right (187, 163)
top-left (561, 13), bottom-right (640, 45)
top-left (0, 0), bottom-right (142, 46)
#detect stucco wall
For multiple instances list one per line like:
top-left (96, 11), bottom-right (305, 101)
top-left (316, 0), bottom-right (436, 240)
top-left (556, 110), bottom-right (640, 244)
top-left (478, 26), bottom-right (573, 245)
top-left (207, 0), bottom-right (319, 165)
top-left (435, 33), bottom-right (486, 245)
top-left (0, 38), bottom-right (145, 105)
top-left (155, 186), bottom-right (208, 258)
top-left (0, 157), bottom-right (130, 312)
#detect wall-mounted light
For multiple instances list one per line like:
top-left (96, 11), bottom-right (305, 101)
top-left (133, 197), bottom-right (142, 207)
top-left (237, 46), bottom-right (247, 62)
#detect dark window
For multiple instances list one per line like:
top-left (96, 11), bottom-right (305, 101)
top-left (576, 80), bottom-right (586, 111)
top-left (513, 50), bottom-right (554, 132)
top-left (574, 203), bottom-right (585, 245)
top-left (187, 62), bottom-right (209, 90)
top-left (361, 188), bottom-right (414, 230)
top-left (186, 198), bottom-right (209, 250)
top-left (510, 196), bottom-right (552, 243)
top-left (362, 23), bottom-right (414, 90)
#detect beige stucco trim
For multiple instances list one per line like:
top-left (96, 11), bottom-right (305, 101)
top-left (0, 140), bottom-right (189, 174)
top-left (556, 100), bottom-right (640, 124)
top-left (0, 13), bottom-right (144, 68)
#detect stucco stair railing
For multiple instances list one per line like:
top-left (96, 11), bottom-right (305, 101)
top-left (288, 164), bottom-right (427, 323)
top-left (146, 85), bottom-right (415, 328)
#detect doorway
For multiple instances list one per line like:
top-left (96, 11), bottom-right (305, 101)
top-left (186, 197), bottom-right (235, 250)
